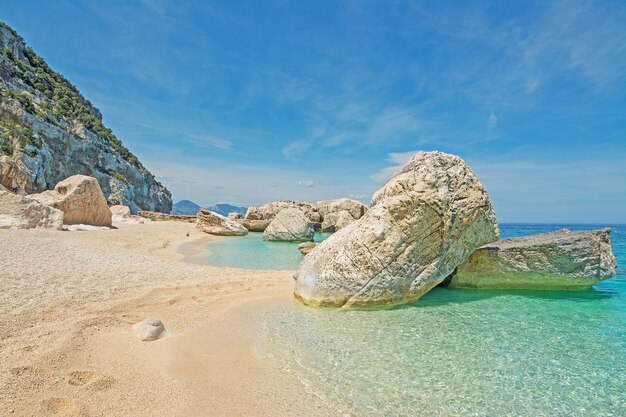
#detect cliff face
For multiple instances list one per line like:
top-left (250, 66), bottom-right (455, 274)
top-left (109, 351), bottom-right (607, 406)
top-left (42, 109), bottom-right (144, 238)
top-left (0, 23), bottom-right (171, 213)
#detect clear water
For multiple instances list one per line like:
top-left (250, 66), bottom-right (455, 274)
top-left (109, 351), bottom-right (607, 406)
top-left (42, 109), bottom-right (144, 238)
top-left (256, 224), bottom-right (626, 416)
top-left (203, 231), bottom-right (329, 270)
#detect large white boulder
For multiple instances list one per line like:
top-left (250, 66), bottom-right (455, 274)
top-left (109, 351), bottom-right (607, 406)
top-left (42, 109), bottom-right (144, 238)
top-left (263, 208), bottom-right (314, 242)
top-left (445, 228), bottom-right (617, 290)
top-left (196, 209), bottom-right (248, 236)
top-left (294, 151), bottom-right (499, 307)
top-left (0, 189), bottom-right (63, 230)
top-left (31, 175), bottom-right (112, 226)
top-left (316, 198), bottom-right (368, 221)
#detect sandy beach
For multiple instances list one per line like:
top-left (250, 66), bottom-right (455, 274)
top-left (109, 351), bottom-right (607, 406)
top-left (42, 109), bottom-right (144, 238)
top-left (0, 221), bottom-right (324, 416)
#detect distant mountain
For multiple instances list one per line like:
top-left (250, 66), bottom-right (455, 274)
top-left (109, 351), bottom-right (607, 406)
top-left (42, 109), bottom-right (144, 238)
top-left (171, 199), bottom-right (201, 215)
top-left (206, 203), bottom-right (247, 217)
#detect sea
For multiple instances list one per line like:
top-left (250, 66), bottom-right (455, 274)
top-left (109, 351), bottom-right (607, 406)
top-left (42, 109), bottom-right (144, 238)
top-left (205, 224), bottom-right (626, 416)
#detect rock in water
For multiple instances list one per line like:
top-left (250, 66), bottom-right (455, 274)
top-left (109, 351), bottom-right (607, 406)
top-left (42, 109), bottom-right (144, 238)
top-left (294, 151), bottom-right (499, 307)
top-left (236, 218), bottom-right (271, 232)
top-left (196, 208), bottom-right (248, 236)
top-left (30, 175), bottom-right (112, 226)
top-left (132, 318), bottom-right (167, 342)
top-left (445, 229), bottom-right (617, 290)
top-left (321, 210), bottom-right (355, 232)
top-left (227, 212), bottom-right (242, 220)
top-left (298, 241), bottom-right (318, 255)
top-left (263, 208), bottom-right (314, 242)
top-left (316, 198), bottom-right (368, 220)
top-left (0, 189), bottom-right (63, 229)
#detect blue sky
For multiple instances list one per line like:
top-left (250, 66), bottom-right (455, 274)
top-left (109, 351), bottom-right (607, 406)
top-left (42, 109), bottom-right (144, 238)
top-left (2, 0), bottom-right (625, 222)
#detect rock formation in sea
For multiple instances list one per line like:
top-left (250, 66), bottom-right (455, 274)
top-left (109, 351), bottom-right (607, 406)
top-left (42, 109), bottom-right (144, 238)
top-left (236, 218), bottom-right (271, 232)
top-left (0, 186), bottom-right (63, 229)
top-left (30, 174), bottom-right (112, 226)
top-left (246, 201), bottom-right (319, 223)
top-left (196, 208), bottom-right (248, 236)
top-left (263, 207), bottom-right (314, 242)
top-left (444, 228), bottom-right (617, 290)
top-left (321, 210), bottom-right (355, 232)
top-left (0, 23), bottom-right (171, 213)
top-left (294, 151), bottom-right (499, 307)
top-left (316, 198), bottom-right (368, 221)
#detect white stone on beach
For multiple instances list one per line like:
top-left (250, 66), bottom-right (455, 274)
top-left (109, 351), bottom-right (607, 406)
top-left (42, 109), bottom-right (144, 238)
top-left (31, 175), bottom-right (113, 226)
top-left (294, 151), bottom-right (499, 307)
top-left (263, 208), bottom-right (314, 242)
top-left (196, 209), bottom-right (248, 236)
top-left (0, 188), bottom-right (64, 230)
top-left (445, 228), bottom-right (617, 290)
top-left (133, 318), bottom-right (167, 342)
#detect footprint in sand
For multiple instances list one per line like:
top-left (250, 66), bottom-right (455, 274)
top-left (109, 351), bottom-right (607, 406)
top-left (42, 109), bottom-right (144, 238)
top-left (41, 398), bottom-right (87, 417)
top-left (68, 371), bottom-right (114, 391)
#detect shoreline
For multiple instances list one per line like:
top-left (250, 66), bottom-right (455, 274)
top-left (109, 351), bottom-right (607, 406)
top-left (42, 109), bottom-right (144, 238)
top-left (0, 221), bottom-right (322, 416)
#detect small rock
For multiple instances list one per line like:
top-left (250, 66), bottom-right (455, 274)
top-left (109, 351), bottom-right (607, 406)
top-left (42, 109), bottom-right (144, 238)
top-left (132, 318), bottom-right (167, 341)
top-left (298, 242), bottom-right (318, 255)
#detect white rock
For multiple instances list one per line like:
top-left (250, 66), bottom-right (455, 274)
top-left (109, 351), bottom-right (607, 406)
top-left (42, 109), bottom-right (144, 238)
top-left (316, 198), bottom-right (368, 221)
top-left (445, 228), bottom-right (617, 289)
top-left (298, 241), bottom-right (318, 255)
top-left (321, 210), bottom-right (355, 232)
top-left (132, 318), bottom-right (167, 342)
top-left (110, 204), bottom-right (131, 218)
top-left (294, 151), bottom-right (499, 307)
top-left (31, 175), bottom-right (112, 226)
top-left (263, 208), bottom-right (314, 242)
top-left (196, 209), bottom-right (248, 236)
top-left (0, 189), bottom-right (64, 230)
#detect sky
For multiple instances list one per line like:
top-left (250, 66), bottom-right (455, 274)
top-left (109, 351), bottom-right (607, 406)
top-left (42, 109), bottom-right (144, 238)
top-left (2, 0), bottom-right (625, 222)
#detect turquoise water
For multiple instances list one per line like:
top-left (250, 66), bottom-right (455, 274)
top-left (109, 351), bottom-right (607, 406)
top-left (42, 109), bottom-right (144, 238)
top-left (256, 224), bottom-right (626, 416)
top-left (204, 231), bottom-right (329, 270)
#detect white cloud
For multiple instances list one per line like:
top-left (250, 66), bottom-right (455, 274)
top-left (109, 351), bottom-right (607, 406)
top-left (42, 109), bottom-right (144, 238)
top-left (369, 151), bottom-right (418, 183)
top-left (297, 180), bottom-right (316, 187)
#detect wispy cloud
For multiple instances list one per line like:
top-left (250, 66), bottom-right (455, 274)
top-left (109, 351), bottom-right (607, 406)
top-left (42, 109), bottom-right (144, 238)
top-left (370, 151), bottom-right (419, 183)
top-left (185, 134), bottom-right (232, 151)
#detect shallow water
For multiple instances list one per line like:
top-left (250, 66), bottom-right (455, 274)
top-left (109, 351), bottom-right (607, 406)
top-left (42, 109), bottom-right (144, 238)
top-left (257, 224), bottom-right (626, 416)
top-left (203, 231), bottom-right (329, 270)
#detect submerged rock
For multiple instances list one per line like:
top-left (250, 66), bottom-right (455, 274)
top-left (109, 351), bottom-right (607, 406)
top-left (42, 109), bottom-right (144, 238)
top-left (30, 175), bottom-right (112, 226)
top-left (263, 208), bottom-right (314, 242)
top-left (0, 189), bottom-right (63, 230)
top-left (298, 241), bottom-right (318, 255)
top-left (444, 229), bottom-right (617, 290)
top-left (294, 151), bottom-right (499, 308)
top-left (196, 209), bottom-right (248, 236)
top-left (316, 198), bottom-right (368, 221)
top-left (321, 210), bottom-right (355, 232)
top-left (132, 318), bottom-right (167, 342)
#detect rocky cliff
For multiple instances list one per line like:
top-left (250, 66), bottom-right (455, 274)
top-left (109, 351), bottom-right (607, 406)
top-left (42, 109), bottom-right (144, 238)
top-left (0, 22), bottom-right (171, 213)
